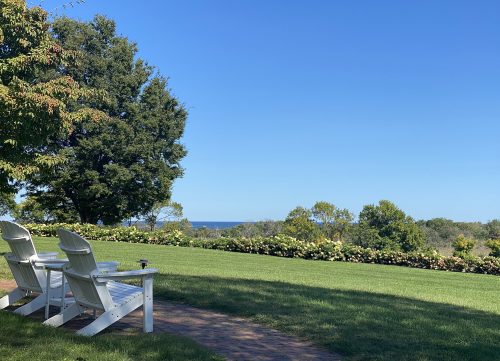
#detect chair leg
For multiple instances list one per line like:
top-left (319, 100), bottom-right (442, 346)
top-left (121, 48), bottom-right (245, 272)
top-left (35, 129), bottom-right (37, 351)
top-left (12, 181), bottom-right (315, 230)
top-left (0, 287), bottom-right (25, 310)
top-left (14, 293), bottom-right (46, 316)
top-left (44, 302), bottom-right (82, 328)
top-left (143, 276), bottom-right (154, 333)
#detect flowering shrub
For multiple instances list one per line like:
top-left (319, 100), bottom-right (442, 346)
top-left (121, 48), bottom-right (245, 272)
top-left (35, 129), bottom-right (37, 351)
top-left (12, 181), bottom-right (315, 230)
top-left (22, 223), bottom-right (500, 275)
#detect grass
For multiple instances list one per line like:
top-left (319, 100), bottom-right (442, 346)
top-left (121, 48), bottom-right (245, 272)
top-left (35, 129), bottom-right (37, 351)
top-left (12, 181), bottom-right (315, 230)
top-left (2, 237), bottom-right (500, 360)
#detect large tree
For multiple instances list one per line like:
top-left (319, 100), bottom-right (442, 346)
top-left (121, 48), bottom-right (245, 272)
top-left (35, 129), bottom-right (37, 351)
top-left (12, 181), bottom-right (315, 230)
top-left (27, 16), bottom-right (187, 224)
top-left (0, 0), bottom-right (104, 197)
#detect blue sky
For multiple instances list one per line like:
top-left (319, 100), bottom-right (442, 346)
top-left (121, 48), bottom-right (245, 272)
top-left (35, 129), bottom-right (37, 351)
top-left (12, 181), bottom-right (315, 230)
top-left (39, 0), bottom-right (500, 222)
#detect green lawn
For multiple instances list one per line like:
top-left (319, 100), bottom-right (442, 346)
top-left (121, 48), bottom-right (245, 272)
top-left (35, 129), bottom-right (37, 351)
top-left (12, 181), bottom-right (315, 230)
top-left (1, 237), bottom-right (500, 361)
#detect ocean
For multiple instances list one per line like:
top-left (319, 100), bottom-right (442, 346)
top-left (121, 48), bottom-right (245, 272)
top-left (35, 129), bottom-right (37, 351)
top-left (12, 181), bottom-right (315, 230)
top-left (126, 221), bottom-right (251, 229)
top-left (190, 221), bottom-right (248, 229)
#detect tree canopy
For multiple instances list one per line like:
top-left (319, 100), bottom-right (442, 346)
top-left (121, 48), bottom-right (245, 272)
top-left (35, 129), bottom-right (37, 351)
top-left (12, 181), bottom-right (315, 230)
top-left (0, 0), bottom-right (105, 196)
top-left (311, 201), bottom-right (353, 241)
top-left (26, 15), bottom-right (187, 224)
top-left (354, 200), bottom-right (424, 252)
top-left (283, 206), bottom-right (321, 242)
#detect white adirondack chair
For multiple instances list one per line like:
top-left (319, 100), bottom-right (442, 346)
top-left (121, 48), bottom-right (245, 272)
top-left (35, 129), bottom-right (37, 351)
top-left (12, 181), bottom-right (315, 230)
top-left (44, 229), bottom-right (157, 336)
top-left (0, 221), bottom-right (69, 315)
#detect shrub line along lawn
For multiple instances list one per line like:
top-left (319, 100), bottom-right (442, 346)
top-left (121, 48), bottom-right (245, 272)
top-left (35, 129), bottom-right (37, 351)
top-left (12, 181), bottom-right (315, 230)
top-left (1, 236), bottom-right (499, 361)
top-left (22, 223), bottom-right (500, 275)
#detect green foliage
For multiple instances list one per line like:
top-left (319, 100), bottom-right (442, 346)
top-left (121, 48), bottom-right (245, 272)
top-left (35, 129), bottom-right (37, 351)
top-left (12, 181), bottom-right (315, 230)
top-left (485, 239), bottom-right (500, 258)
top-left (11, 195), bottom-right (78, 223)
top-left (452, 234), bottom-right (476, 258)
top-left (21, 223), bottom-right (500, 275)
top-left (485, 220), bottom-right (500, 240)
top-left (355, 200), bottom-right (424, 252)
top-left (11, 195), bottom-right (47, 223)
top-left (221, 221), bottom-right (284, 238)
top-left (311, 201), bottom-right (336, 238)
top-left (26, 15), bottom-right (187, 224)
top-left (162, 218), bottom-right (192, 233)
top-left (418, 218), bottom-right (490, 251)
top-left (0, 0), bottom-right (106, 194)
top-left (0, 191), bottom-right (15, 216)
top-left (311, 201), bottom-right (353, 241)
top-left (283, 206), bottom-right (321, 242)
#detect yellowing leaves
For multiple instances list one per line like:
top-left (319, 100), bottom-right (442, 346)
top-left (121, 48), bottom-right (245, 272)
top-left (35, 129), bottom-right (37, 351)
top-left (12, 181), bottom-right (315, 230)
top-left (0, 0), bottom-right (108, 188)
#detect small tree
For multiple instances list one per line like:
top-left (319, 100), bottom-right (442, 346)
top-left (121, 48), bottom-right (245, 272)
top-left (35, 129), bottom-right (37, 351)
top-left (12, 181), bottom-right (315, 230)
top-left (283, 206), bottom-right (321, 242)
top-left (311, 201), bottom-right (353, 241)
top-left (311, 202), bottom-right (336, 240)
top-left (485, 239), bottom-right (500, 258)
top-left (142, 201), bottom-right (183, 231)
top-left (451, 234), bottom-right (476, 258)
top-left (334, 208), bottom-right (354, 241)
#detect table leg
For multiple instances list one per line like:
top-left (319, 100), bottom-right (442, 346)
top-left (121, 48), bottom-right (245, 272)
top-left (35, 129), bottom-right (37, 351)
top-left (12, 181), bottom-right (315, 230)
top-left (61, 274), bottom-right (65, 312)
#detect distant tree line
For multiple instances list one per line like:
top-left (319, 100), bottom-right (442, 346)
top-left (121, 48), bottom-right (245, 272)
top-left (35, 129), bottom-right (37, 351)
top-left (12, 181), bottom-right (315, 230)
top-left (183, 200), bottom-right (499, 255)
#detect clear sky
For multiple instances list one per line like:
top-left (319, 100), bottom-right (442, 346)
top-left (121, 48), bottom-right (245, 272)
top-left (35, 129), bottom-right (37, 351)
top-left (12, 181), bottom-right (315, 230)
top-left (39, 0), bottom-right (500, 222)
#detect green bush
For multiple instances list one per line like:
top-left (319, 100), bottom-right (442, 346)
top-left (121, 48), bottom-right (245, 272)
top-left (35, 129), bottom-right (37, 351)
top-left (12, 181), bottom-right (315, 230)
top-left (452, 234), bottom-right (476, 257)
top-left (21, 223), bottom-right (500, 276)
top-left (485, 239), bottom-right (500, 258)
top-left (356, 200), bottom-right (424, 252)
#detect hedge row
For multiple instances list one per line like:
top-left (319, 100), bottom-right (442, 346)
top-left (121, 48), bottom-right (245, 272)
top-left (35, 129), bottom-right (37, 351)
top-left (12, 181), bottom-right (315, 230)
top-left (24, 223), bottom-right (500, 275)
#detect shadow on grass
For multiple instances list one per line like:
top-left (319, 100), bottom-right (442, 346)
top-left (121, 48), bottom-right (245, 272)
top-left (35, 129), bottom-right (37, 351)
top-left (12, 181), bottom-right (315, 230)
top-left (0, 311), bottom-right (222, 361)
top-left (154, 274), bottom-right (500, 361)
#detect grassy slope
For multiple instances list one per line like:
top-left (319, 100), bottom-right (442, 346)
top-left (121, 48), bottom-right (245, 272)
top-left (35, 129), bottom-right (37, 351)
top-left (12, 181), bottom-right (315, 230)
top-left (1, 237), bottom-right (500, 360)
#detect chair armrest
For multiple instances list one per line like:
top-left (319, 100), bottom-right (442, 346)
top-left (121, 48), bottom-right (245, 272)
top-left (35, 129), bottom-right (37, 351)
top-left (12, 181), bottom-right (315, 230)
top-left (93, 268), bottom-right (157, 280)
top-left (35, 260), bottom-right (68, 269)
top-left (41, 262), bottom-right (67, 272)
